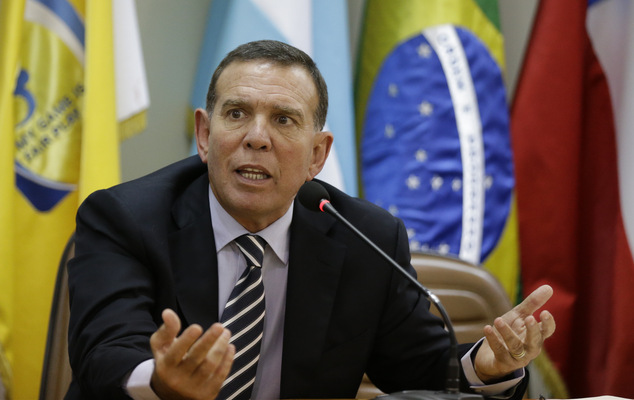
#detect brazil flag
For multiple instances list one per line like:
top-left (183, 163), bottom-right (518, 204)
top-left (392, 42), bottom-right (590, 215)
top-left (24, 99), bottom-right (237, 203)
top-left (356, 0), bottom-right (519, 302)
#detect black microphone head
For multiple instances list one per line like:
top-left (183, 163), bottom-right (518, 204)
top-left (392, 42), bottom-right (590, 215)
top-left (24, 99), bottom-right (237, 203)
top-left (298, 180), bottom-right (330, 212)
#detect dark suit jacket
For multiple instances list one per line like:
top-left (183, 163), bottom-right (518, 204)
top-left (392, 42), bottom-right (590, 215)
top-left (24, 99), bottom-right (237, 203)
top-left (66, 156), bottom-right (527, 399)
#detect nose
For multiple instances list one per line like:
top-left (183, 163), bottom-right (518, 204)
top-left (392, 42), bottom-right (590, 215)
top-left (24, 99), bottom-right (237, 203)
top-left (243, 117), bottom-right (271, 151)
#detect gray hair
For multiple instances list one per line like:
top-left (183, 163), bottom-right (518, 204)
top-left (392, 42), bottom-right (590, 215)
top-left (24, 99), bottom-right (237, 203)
top-left (205, 40), bottom-right (328, 130)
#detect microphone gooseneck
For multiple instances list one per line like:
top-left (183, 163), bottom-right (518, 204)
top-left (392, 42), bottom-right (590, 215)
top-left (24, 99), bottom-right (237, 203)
top-left (297, 181), bottom-right (482, 400)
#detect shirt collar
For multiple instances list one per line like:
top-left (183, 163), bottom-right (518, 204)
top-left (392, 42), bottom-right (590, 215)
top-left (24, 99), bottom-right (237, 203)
top-left (208, 186), bottom-right (292, 264)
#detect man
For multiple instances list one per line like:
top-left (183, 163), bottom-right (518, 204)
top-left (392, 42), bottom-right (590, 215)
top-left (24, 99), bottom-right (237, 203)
top-left (66, 40), bottom-right (555, 399)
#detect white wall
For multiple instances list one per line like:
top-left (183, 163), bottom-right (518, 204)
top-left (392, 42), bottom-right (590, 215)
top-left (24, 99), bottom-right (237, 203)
top-left (122, 0), bottom-right (538, 182)
top-left (121, 0), bottom-right (210, 181)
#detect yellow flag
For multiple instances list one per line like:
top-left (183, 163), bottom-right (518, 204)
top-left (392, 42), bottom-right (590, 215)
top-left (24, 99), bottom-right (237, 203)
top-left (82, 0), bottom-right (119, 199)
top-left (0, 0), bottom-right (148, 397)
top-left (0, 1), bottom-right (25, 396)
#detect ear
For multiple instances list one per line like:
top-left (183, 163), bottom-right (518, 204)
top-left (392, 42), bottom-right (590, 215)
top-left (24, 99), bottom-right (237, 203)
top-left (194, 108), bottom-right (211, 164)
top-left (307, 130), bottom-right (334, 180)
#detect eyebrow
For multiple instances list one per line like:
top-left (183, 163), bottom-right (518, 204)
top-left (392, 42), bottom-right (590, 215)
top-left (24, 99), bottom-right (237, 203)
top-left (220, 99), bottom-right (305, 122)
top-left (220, 98), bottom-right (248, 110)
top-left (272, 104), bottom-right (305, 121)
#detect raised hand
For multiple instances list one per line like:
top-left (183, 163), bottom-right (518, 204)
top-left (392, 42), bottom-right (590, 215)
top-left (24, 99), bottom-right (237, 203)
top-left (149, 309), bottom-right (235, 400)
top-left (474, 285), bottom-right (556, 382)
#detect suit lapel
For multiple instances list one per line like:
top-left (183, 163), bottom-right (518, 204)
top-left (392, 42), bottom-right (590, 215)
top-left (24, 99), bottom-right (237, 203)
top-left (281, 199), bottom-right (346, 394)
top-left (168, 174), bottom-right (219, 329)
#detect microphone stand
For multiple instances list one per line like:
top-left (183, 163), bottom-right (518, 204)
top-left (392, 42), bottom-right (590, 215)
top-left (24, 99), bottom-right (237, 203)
top-left (320, 201), bottom-right (483, 400)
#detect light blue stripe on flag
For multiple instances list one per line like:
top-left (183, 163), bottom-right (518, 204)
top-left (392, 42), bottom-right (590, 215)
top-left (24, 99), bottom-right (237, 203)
top-left (313, 1), bottom-right (357, 197)
top-left (189, 0), bottom-right (284, 112)
top-left (34, 0), bottom-right (84, 45)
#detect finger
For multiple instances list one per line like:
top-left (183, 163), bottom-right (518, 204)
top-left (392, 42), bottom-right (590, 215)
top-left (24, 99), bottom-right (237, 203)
top-left (510, 317), bottom-right (527, 336)
top-left (539, 310), bottom-right (556, 339)
top-left (191, 327), bottom-right (232, 383)
top-left (208, 343), bottom-right (236, 392)
top-left (523, 316), bottom-right (542, 355)
top-left (151, 309), bottom-right (182, 354)
top-left (513, 285), bottom-right (553, 319)
top-left (483, 323), bottom-right (512, 360)
top-left (494, 317), bottom-right (525, 359)
top-left (204, 336), bottom-right (235, 392)
top-left (205, 327), bottom-right (232, 369)
top-left (181, 323), bottom-right (225, 372)
top-left (486, 321), bottom-right (504, 344)
top-left (161, 323), bottom-right (204, 367)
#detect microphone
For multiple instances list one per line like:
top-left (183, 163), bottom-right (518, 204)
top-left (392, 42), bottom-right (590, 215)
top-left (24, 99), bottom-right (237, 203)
top-left (298, 181), bottom-right (482, 400)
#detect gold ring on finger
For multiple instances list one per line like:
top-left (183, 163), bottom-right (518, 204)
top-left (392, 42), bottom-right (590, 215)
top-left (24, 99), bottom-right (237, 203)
top-left (510, 349), bottom-right (526, 360)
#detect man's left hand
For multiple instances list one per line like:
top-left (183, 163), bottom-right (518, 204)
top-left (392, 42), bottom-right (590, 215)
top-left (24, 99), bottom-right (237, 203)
top-left (474, 284), bottom-right (556, 382)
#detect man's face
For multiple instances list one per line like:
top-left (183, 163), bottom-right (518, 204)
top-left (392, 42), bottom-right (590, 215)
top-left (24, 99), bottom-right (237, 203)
top-left (194, 60), bottom-right (332, 232)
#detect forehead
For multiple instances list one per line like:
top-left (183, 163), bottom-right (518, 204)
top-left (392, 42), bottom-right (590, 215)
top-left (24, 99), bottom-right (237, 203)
top-left (215, 61), bottom-right (318, 109)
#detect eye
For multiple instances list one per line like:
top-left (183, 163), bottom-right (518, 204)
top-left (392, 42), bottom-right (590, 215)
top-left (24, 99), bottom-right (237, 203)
top-left (277, 114), bottom-right (298, 126)
top-left (229, 109), bottom-right (243, 119)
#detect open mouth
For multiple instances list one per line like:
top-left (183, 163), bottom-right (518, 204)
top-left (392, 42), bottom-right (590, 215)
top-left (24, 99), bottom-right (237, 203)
top-left (237, 167), bottom-right (270, 180)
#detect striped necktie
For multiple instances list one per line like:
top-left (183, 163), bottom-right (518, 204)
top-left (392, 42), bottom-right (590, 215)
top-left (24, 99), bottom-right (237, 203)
top-left (218, 234), bottom-right (267, 400)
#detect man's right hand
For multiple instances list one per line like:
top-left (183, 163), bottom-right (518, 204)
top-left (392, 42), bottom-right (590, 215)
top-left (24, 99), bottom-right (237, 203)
top-left (149, 308), bottom-right (235, 400)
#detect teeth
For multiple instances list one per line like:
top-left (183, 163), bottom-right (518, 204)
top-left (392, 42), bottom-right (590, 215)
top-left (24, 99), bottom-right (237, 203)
top-left (240, 168), bottom-right (268, 180)
top-left (242, 173), bottom-right (266, 180)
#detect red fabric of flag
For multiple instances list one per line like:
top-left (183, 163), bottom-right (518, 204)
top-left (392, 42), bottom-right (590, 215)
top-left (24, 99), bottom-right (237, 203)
top-left (511, 0), bottom-right (634, 397)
